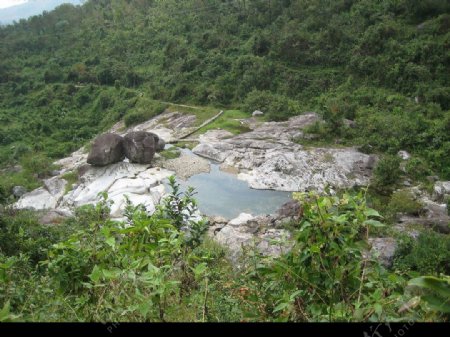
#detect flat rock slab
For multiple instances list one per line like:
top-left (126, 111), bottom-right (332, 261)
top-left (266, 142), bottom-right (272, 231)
top-left (16, 162), bottom-right (174, 219)
top-left (15, 177), bottom-right (67, 211)
top-left (61, 163), bottom-right (174, 218)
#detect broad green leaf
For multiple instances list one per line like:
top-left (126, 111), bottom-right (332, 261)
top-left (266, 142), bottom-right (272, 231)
top-left (374, 303), bottom-right (383, 316)
top-left (364, 219), bottom-right (385, 227)
top-left (422, 295), bottom-right (450, 313)
top-left (0, 301), bottom-right (10, 322)
top-left (105, 237), bottom-right (116, 249)
top-left (364, 208), bottom-right (382, 218)
top-left (102, 268), bottom-right (122, 280)
top-left (89, 265), bottom-right (102, 283)
top-left (409, 276), bottom-right (450, 297)
top-left (192, 262), bottom-right (207, 278)
top-left (310, 245), bottom-right (321, 253)
top-left (273, 302), bottom-right (289, 313)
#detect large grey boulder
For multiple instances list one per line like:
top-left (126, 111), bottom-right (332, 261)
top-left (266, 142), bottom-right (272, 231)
top-left (123, 131), bottom-right (156, 164)
top-left (87, 133), bottom-right (125, 166)
top-left (277, 200), bottom-right (301, 219)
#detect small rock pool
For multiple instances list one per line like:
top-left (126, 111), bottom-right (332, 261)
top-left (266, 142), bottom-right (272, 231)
top-left (164, 148), bottom-right (292, 219)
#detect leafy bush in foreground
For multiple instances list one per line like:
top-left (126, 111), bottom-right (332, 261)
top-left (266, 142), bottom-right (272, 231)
top-left (0, 182), bottom-right (447, 322)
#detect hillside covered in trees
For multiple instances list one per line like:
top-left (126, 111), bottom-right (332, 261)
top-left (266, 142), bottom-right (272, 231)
top-left (0, 0), bottom-right (85, 25)
top-left (0, 0), bottom-right (449, 324)
top-left (0, 0), bottom-right (449, 176)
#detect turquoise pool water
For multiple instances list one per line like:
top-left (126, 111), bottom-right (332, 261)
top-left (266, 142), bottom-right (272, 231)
top-left (164, 148), bottom-right (292, 219)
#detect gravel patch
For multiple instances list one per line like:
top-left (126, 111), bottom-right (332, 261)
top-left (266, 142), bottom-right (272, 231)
top-left (162, 153), bottom-right (210, 180)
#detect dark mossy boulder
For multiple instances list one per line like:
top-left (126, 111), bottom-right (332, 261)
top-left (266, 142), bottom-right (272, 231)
top-left (87, 133), bottom-right (125, 166)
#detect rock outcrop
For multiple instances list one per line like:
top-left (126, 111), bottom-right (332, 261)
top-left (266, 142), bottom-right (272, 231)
top-left (87, 133), bottom-right (125, 166)
top-left (368, 237), bottom-right (397, 268)
top-left (15, 161), bottom-right (174, 219)
top-left (393, 184), bottom-right (450, 235)
top-left (61, 162), bottom-right (173, 218)
top-left (210, 212), bottom-right (293, 264)
top-left (193, 113), bottom-right (375, 192)
top-left (15, 177), bottom-right (67, 211)
top-left (123, 131), bottom-right (156, 164)
top-left (433, 181), bottom-right (450, 202)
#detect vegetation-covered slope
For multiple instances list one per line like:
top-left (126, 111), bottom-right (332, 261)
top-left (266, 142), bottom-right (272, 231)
top-left (1, 0), bottom-right (450, 323)
top-left (1, 179), bottom-right (449, 322)
top-left (0, 0), bottom-right (448, 181)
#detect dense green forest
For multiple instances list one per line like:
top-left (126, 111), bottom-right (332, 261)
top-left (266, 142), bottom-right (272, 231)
top-left (0, 0), bottom-right (449, 177)
top-left (0, 0), bottom-right (449, 323)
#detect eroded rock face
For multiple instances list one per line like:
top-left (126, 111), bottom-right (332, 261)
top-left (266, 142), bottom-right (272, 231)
top-left (15, 161), bottom-right (174, 219)
top-left (61, 162), bottom-right (173, 218)
top-left (211, 212), bottom-right (293, 264)
top-left (368, 237), bottom-right (397, 268)
top-left (87, 133), bottom-right (125, 166)
top-left (123, 131), bottom-right (156, 164)
top-left (395, 186), bottom-right (450, 234)
top-left (15, 177), bottom-right (67, 211)
top-left (193, 114), bottom-right (374, 192)
top-left (433, 181), bottom-right (450, 202)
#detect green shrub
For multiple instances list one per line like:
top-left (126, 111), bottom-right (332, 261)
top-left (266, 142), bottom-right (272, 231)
top-left (387, 190), bottom-right (423, 217)
top-left (20, 152), bottom-right (57, 178)
top-left (235, 191), bottom-right (409, 321)
top-left (405, 157), bottom-right (432, 182)
top-left (243, 90), bottom-right (300, 122)
top-left (124, 102), bottom-right (168, 127)
top-left (394, 231), bottom-right (450, 276)
top-left (372, 155), bottom-right (402, 193)
top-left (0, 209), bottom-right (68, 264)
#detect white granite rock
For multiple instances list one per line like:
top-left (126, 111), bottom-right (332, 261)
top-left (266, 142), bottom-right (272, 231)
top-left (15, 188), bottom-right (58, 210)
top-left (228, 213), bottom-right (254, 226)
top-left (433, 181), bottom-right (450, 202)
top-left (193, 113), bottom-right (374, 192)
